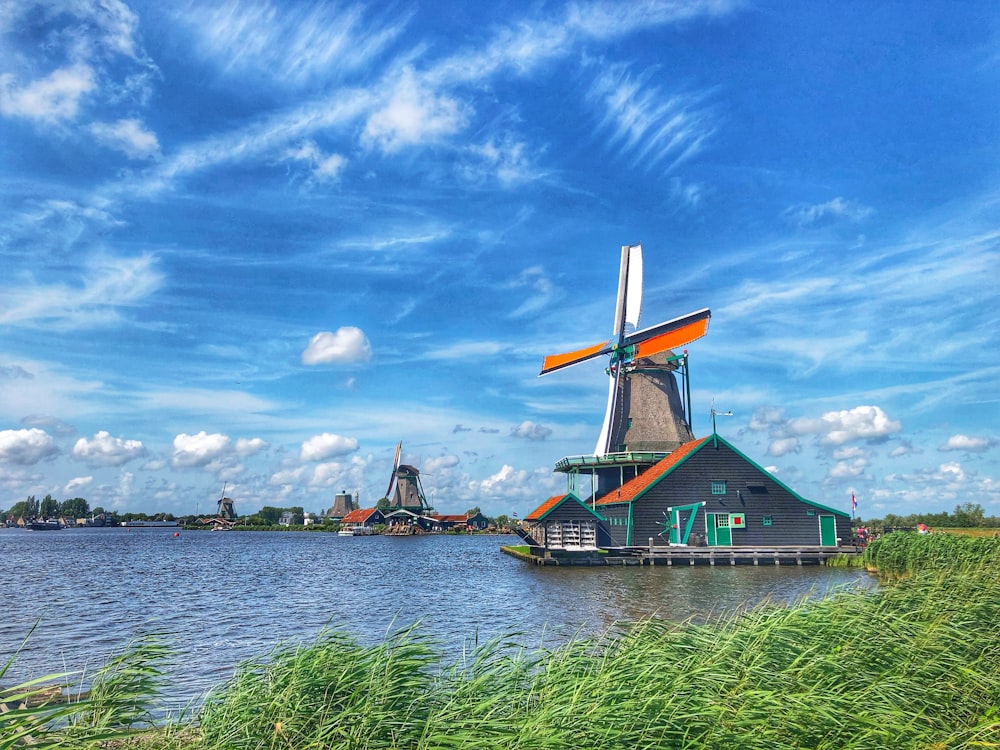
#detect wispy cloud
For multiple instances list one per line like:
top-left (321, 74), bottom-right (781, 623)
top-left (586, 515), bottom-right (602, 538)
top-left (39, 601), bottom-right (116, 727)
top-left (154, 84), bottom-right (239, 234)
top-left (588, 63), bottom-right (716, 170)
top-left (176, 0), bottom-right (407, 87)
top-left (783, 197), bottom-right (874, 227)
top-left (0, 254), bottom-right (162, 330)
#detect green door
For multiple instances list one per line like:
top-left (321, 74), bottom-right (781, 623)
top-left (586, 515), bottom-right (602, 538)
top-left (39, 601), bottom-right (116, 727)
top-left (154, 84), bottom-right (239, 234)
top-left (819, 515), bottom-right (837, 546)
top-left (707, 513), bottom-right (731, 546)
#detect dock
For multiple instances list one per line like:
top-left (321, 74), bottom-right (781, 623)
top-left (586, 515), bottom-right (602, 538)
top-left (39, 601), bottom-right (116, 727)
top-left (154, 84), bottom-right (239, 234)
top-left (502, 544), bottom-right (862, 566)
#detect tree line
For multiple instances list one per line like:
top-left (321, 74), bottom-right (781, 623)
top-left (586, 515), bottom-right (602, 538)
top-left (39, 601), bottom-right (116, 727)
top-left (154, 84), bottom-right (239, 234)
top-left (860, 502), bottom-right (1000, 529)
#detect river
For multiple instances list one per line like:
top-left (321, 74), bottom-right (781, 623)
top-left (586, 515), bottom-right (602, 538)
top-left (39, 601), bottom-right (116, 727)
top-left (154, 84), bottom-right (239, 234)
top-left (0, 527), bottom-right (874, 711)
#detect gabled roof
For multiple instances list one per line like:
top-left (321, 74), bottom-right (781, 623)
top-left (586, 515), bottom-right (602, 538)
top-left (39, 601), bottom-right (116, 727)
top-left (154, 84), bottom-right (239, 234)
top-left (596, 436), bottom-right (710, 505)
top-left (525, 493), bottom-right (605, 522)
top-left (341, 507), bottom-right (382, 524)
top-left (595, 433), bottom-right (850, 517)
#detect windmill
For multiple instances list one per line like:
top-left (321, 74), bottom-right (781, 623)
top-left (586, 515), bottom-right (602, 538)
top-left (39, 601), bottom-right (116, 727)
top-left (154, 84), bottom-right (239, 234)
top-left (384, 442), bottom-right (432, 513)
top-left (540, 243), bottom-right (711, 499)
top-left (217, 482), bottom-right (237, 520)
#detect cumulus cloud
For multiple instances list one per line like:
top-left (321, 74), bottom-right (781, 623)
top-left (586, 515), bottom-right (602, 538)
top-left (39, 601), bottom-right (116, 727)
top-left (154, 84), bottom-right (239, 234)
top-left (425, 454), bottom-right (459, 473)
top-left (0, 428), bottom-right (59, 465)
top-left (939, 434), bottom-right (995, 453)
top-left (301, 433), bottom-right (358, 461)
top-left (235, 437), bottom-right (269, 456)
top-left (827, 458), bottom-right (867, 480)
top-left (749, 406), bottom-right (786, 431)
top-left (172, 431), bottom-right (231, 468)
top-left (65, 476), bottom-right (93, 493)
top-left (789, 405), bottom-right (900, 446)
top-left (767, 437), bottom-right (800, 457)
top-left (90, 118), bottom-right (160, 159)
top-left (301, 327), bottom-right (372, 365)
top-left (72, 431), bottom-right (146, 466)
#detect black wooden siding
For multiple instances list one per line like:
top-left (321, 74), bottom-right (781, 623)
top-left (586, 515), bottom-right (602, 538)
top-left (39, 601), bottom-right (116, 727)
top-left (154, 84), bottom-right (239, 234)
top-left (598, 440), bottom-right (851, 547)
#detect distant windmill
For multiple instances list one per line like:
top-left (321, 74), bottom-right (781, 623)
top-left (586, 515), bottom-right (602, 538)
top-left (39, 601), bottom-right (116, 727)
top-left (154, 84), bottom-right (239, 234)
top-left (540, 243), bottom-right (711, 499)
top-left (384, 442), bottom-right (432, 513)
top-left (217, 482), bottom-right (237, 520)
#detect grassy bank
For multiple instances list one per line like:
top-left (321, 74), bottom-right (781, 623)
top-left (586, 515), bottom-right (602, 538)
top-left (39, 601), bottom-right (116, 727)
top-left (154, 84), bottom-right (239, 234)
top-left (6, 535), bottom-right (999, 748)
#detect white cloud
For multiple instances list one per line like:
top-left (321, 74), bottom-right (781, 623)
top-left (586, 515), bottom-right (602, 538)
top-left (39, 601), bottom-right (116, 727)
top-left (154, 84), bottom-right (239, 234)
top-left (301, 327), bottom-right (372, 365)
top-left (72, 430), bottom-right (145, 466)
top-left (749, 406), bottom-right (786, 431)
top-left (425, 454), bottom-right (459, 473)
top-left (767, 437), bottom-right (800, 457)
top-left (172, 432), bottom-right (232, 468)
top-left (827, 458), bottom-right (867, 480)
top-left (64, 476), bottom-right (93, 494)
top-left (0, 64), bottom-right (96, 122)
top-left (301, 433), bottom-right (359, 461)
top-left (511, 421), bottom-right (552, 441)
top-left (0, 428), bottom-right (59, 465)
top-left (90, 118), bottom-right (160, 159)
top-left (939, 434), bottom-right (995, 453)
top-left (789, 405), bottom-right (900, 446)
top-left (588, 63), bottom-right (714, 170)
top-left (284, 141), bottom-right (346, 182)
top-left (0, 253), bottom-right (163, 330)
top-left (235, 437), bottom-right (269, 456)
top-left (783, 197), bottom-right (874, 227)
top-left (361, 67), bottom-right (469, 154)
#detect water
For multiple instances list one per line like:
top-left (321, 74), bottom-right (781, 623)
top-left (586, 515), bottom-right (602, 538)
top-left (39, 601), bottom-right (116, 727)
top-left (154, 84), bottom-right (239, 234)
top-left (0, 527), bottom-right (874, 710)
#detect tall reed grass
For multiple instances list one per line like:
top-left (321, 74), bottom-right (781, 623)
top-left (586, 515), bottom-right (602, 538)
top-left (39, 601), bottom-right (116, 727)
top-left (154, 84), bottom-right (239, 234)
top-left (8, 535), bottom-right (1000, 749)
top-left (863, 529), bottom-right (1000, 578)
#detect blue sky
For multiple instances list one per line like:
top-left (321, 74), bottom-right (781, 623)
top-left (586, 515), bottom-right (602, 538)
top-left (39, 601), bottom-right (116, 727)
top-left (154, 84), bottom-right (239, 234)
top-left (1, 0), bottom-right (997, 521)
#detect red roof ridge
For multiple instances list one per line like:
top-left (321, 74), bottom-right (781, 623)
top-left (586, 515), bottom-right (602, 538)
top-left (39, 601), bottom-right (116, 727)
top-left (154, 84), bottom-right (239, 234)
top-left (596, 436), bottom-right (710, 505)
top-left (525, 494), bottom-right (567, 521)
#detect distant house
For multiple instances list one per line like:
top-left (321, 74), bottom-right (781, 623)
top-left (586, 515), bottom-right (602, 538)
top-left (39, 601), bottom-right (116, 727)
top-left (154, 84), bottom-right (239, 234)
top-left (278, 511), bottom-right (295, 526)
top-left (524, 434), bottom-right (852, 550)
top-left (432, 512), bottom-right (492, 531)
top-left (340, 507), bottom-right (385, 530)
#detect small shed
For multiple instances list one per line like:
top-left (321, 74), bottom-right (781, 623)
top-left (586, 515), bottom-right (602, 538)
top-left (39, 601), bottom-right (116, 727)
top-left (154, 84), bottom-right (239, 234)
top-left (523, 493), bottom-right (611, 550)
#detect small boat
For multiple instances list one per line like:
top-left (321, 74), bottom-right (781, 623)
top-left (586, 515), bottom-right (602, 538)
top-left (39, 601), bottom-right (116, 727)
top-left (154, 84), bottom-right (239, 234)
top-left (338, 525), bottom-right (374, 536)
top-left (25, 520), bottom-right (62, 531)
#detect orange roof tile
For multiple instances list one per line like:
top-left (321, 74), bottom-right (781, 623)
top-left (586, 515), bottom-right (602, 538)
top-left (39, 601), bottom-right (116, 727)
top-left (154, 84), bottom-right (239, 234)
top-left (341, 507), bottom-right (381, 523)
top-left (525, 494), bottom-right (567, 521)
top-left (596, 436), bottom-right (710, 506)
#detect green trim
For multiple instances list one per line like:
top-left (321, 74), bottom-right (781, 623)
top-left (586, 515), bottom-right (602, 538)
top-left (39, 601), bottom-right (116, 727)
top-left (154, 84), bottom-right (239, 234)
top-left (705, 434), bottom-right (851, 518)
top-left (532, 493), bottom-right (606, 523)
top-left (629, 436), bottom-right (712, 503)
top-left (626, 502), bottom-right (634, 546)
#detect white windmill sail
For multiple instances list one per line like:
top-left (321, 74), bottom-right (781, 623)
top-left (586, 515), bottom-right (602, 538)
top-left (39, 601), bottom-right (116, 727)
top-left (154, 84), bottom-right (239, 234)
top-left (623, 243), bottom-right (643, 333)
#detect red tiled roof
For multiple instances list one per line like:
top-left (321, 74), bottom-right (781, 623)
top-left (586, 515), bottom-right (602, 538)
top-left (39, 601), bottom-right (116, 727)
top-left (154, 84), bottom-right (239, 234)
top-left (341, 507), bottom-right (381, 523)
top-left (596, 436), bottom-right (710, 505)
top-left (435, 514), bottom-right (470, 523)
top-left (525, 494), bottom-right (567, 521)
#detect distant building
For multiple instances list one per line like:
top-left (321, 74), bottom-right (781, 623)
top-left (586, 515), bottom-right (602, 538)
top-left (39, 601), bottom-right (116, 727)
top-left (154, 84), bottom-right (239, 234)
top-left (327, 491), bottom-right (357, 520)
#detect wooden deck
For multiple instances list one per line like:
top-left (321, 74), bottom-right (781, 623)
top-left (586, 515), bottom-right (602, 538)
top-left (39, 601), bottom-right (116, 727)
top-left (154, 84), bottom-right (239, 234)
top-left (502, 544), bottom-right (862, 566)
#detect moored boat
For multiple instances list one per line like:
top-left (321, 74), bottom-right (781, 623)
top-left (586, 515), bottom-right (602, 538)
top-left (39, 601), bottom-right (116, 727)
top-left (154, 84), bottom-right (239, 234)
top-left (25, 520), bottom-right (62, 531)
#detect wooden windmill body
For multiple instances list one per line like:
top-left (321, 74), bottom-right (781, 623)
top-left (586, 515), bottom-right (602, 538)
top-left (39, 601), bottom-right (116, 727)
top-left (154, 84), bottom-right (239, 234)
top-left (540, 244), bottom-right (710, 500)
top-left (384, 442), bottom-right (432, 513)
